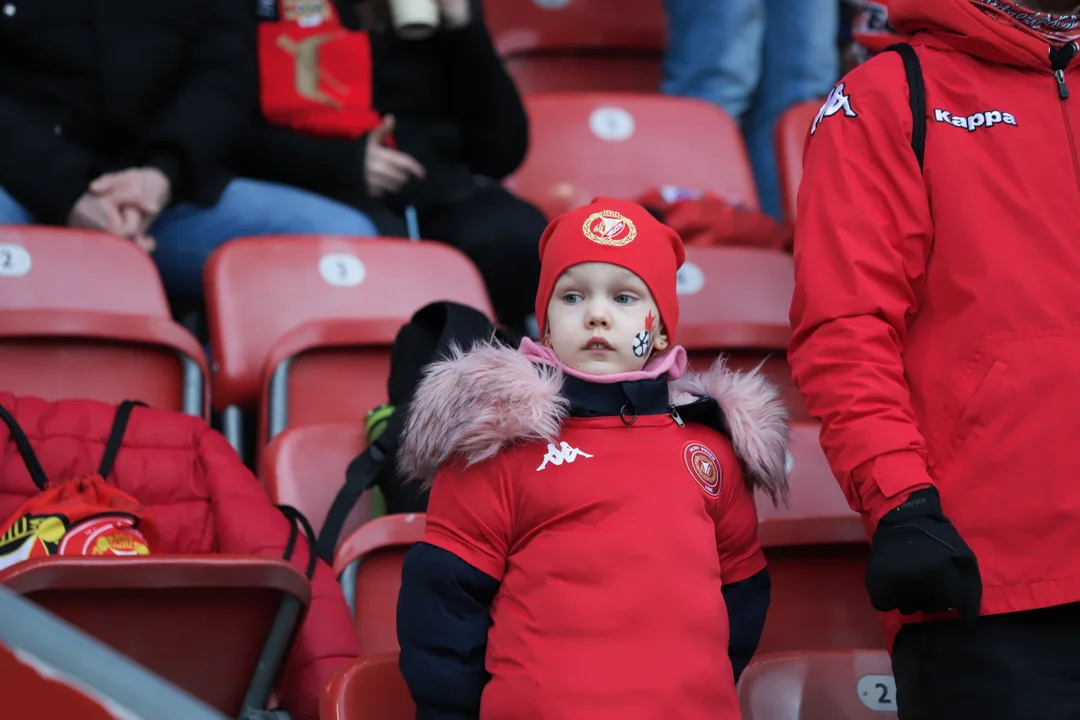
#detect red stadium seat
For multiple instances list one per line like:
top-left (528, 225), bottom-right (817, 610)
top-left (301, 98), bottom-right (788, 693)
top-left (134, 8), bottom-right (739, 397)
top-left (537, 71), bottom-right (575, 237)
top-left (739, 650), bottom-right (898, 720)
top-left (203, 236), bottom-right (493, 461)
top-left (506, 55), bottom-right (662, 94)
top-left (672, 246), bottom-right (881, 651)
top-left (0, 642), bottom-right (151, 720)
top-left (486, 0), bottom-right (665, 94)
top-left (321, 652), bottom-right (414, 720)
top-left (0, 227), bottom-right (207, 416)
top-left (756, 427), bottom-right (882, 654)
top-left (675, 246), bottom-right (805, 422)
top-left (333, 513), bottom-right (426, 657)
top-left (485, 0), bottom-right (665, 55)
top-left (0, 555), bottom-right (311, 716)
top-left (758, 424), bottom-right (863, 548)
top-left (506, 93), bottom-right (757, 219)
top-left (775, 100), bottom-right (822, 222)
top-left (0, 584), bottom-right (228, 720)
top-left (261, 423), bottom-right (372, 540)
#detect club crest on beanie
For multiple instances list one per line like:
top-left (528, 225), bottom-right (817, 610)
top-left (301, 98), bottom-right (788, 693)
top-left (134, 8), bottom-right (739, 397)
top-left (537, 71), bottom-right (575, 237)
top-left (535, 197), bottom-right (686, 345)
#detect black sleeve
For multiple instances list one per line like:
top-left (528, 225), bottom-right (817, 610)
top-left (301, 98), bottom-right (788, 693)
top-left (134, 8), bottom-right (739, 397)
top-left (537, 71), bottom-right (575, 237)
top-left (230, 121), bottom-right (369, 197)
top-left (0, 95), bottom-right (100, 224)
top-left (137, 0), bottom-right (258, 198)
top-left (397, 542), bottom-right (499, 720)
top-left (722, 568), bottom-right (771, 681)
top-left (437, 0), bottom-right (529, 179)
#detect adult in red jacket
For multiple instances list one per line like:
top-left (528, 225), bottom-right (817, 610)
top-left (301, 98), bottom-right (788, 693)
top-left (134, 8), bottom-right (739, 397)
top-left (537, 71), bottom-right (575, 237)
top-left (0, 394), bottom-right (359, 720)
top-left (789, 0), bottom-right (1080, 717)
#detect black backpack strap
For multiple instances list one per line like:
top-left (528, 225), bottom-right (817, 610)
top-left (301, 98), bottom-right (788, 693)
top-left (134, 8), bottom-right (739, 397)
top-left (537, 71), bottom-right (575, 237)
top-left (0, 404), bottom-right (49, 491)
top-left (241, 503), bottom-right (317, 716)
top-left (97, 401), bottom-right (147, 480)
top-left (315, 415), bottom-right (402, 564)
top-left (886, 42), bottom-right (927, 170)
top-left (278, 504), bottom-right (317, 579)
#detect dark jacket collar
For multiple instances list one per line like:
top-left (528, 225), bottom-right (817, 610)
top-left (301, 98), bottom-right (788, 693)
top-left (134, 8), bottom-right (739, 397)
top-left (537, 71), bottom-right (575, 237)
top-left (561, 374), bottom-right (672, 419)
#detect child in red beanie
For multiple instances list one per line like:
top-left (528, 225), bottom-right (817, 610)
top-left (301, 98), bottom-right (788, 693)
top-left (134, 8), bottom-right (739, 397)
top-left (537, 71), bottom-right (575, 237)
top-left (395, 197), bottom-right (789, 720)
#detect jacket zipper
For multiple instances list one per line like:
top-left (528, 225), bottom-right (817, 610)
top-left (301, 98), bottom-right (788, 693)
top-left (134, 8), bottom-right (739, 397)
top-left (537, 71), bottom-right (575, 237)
top-left (1050, 42), bottom-right (1080, 193)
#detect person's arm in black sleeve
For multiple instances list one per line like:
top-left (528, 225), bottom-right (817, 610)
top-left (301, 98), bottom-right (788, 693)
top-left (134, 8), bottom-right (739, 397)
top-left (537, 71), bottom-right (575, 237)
top-left (136, 0), bottom-right (258, 199)
top-left (398, 542), bottom-right (499, 720)
top-left (439, 0), bottom-right (528, 179)
top-left (722, 568), bottom-right (771, 682)
top-left (0, 96), bottom-right (99, 224)
top-left (231, 121), bottom-right (368, 197)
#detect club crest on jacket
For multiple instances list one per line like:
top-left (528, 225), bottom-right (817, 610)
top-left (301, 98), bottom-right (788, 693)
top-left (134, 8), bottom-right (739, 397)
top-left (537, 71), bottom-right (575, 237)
top-left (684, 442), bottom-right (722, 497)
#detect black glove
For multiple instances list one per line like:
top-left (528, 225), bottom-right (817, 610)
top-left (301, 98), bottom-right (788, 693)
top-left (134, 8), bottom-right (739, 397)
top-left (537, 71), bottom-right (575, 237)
top-left (865, 487), bottom-right (982, 624)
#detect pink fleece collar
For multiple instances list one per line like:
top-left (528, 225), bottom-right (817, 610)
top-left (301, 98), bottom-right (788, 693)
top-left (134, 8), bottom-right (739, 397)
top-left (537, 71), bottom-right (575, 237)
top-left (518, 337), bottom-right (688, 385)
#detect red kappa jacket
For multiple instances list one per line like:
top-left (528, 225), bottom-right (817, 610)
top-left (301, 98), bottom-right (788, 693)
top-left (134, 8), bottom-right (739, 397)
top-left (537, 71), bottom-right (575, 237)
top-left (791, 0), bottom-right (1080, 642)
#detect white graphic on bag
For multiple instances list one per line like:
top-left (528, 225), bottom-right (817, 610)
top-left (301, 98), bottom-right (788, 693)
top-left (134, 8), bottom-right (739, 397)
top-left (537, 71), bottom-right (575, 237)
top-left (632, 311), bottom-right (657, 357)
top-left (537, 441), bottom-right (593, 471)
top-left (811, 83), bottom-right (857, 135)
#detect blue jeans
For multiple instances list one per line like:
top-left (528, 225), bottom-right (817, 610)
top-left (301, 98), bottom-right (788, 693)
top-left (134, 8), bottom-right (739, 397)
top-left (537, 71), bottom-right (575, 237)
top-left (662, 0), bottom-right (840, 219)
top-left (0, 178), bottom-right (378, 298)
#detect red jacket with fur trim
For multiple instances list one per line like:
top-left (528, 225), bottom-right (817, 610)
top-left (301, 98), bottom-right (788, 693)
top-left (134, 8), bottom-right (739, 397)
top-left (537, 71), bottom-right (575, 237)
top-left (790, 0), bottom-right (1080, 642)
top-left (0, 394), bottom-right (358, 720)
top-left (395, 344), bottom-right (788, 720)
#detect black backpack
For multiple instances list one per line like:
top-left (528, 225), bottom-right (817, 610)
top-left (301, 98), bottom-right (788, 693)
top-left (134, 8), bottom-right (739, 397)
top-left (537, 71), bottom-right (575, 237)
top-left (315, 301), bottom-right (514, 562)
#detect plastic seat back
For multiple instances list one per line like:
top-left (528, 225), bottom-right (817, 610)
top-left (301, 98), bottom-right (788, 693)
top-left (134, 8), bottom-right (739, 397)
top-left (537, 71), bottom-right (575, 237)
top-left (486, 0), bottom-right (665, 55)
top-left (0, 585), bottom-right (229, 720)
top-left (0, 226), bottom-right (206, 415)
top-left (754, 425), bottom-right (882, 653)
top-left (0, 555), bottom-right (311, 716)
top-left (676, 246), bottom-right (807, 422)
top-left (487, 0), bottom-right (664, 94)
top-left (0, 642), bottom-right (145, 720)
top-left (775, 100), bottom-right (822, 221)
top-left (203, 236), bottom-right (493, 457)
top-left (333, 514), bottom-right (426, 656)
top-left (506, 55), bottom-right (662, 94)
top-left (321, 652), bottom-right (415, 720)
top-left (739, 650), bottom-right (898, 719)
top-left (506, 93), bottom-right (756, 219)
top-left (261, 423), bottom-right (372, 539)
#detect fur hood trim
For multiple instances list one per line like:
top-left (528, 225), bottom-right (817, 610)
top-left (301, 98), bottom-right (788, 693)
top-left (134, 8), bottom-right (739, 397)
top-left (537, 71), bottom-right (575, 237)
top-left (398, 342), bottom-right (789, 504)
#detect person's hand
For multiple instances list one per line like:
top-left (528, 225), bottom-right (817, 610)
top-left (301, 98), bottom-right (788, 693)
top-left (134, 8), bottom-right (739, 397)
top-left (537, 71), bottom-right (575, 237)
top-left (865, 487), bottom-right (982, 625)
top-left (436, 0), bottom-right (471, 29)
top-left (365, 115), bottom-right (426, 198)
top-left (90, 167), bottom-right (171, 242)
top-left (68, 191), bottom-right (125, 235)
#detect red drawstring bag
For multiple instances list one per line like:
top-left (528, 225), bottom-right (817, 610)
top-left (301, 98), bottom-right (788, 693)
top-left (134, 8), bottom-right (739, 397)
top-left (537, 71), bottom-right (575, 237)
top-left (257, 0), bottom-right (384, 139)
top-left (0, 401), bottom-right (157, 571)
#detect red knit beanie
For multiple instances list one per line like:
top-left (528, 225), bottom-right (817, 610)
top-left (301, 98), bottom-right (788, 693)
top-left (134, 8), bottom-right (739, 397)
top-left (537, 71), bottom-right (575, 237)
top-left (535, 197), bottom-right (686, 345)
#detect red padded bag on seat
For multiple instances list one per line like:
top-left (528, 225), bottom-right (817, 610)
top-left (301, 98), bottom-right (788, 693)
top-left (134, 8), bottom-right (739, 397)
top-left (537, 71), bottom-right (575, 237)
top-left (0, 401), bottom-right (157, 571)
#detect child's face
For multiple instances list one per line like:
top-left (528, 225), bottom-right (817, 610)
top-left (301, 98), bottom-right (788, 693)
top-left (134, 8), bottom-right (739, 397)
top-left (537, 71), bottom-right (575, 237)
top-left (545, 262), bottom-right (664, 376)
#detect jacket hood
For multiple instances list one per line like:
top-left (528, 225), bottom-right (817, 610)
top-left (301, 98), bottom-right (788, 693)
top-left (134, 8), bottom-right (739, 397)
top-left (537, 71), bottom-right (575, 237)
top-left (891, 0), bottom-right (1069, 68)
top-left (398, 341), bottom-right (789, 505)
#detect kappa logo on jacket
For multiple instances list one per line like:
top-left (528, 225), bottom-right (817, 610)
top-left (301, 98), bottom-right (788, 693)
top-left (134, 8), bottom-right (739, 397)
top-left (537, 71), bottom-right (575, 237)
top-left (536, 441), bottom-right (594, 472)
top-left (934, 108), bottom-right (1017, 132)
top-left (811, 83), bottom-right (857, 135)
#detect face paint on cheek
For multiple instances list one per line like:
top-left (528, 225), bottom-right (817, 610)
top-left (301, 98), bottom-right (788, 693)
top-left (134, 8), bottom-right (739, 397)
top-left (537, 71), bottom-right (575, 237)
top-left (632, 310), bottom-right (657, 358)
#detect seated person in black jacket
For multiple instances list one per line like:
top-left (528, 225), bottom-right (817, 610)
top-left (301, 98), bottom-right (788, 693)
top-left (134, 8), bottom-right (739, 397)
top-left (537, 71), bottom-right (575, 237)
top-left (0, 0), bottom-right (378, 303)
top-left (233, 0), bottom-right (545, 336)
